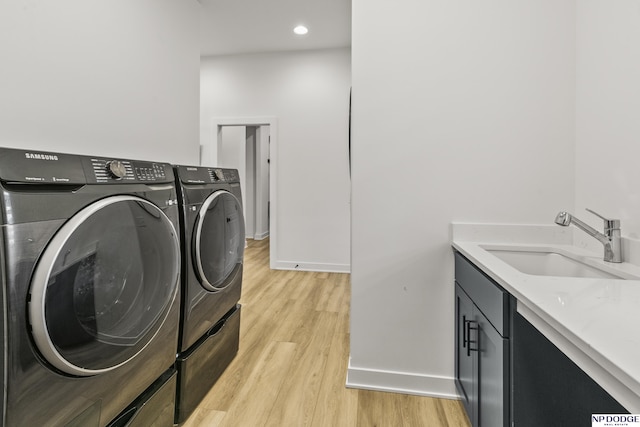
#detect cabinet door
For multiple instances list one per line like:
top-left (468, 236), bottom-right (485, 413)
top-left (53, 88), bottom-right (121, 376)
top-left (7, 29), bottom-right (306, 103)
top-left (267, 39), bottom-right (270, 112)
top-left (512, 312), bottom-right (627, 426)
top-left (455, 284), bottom-right (477, 426)
top-left (477, 315), bottom-right (509, 427)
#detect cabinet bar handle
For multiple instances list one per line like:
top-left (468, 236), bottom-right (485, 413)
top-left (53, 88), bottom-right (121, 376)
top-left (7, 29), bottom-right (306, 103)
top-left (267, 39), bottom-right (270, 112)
top-left (462, 315), bottom-right (468, 348)
top-left (467, 321), bottom-right (479, 357)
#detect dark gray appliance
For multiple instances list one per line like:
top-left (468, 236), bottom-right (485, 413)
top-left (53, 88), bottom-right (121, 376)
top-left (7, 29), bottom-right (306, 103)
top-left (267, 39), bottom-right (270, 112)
top-left (173, 165), bottom-right (244, 423)
top-left (0, 147), bottom-right (181, 426)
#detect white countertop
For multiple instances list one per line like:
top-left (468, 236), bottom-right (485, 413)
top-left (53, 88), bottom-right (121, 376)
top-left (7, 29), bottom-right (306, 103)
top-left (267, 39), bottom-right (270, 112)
top-left (451, 223), bottom-right (640, 412)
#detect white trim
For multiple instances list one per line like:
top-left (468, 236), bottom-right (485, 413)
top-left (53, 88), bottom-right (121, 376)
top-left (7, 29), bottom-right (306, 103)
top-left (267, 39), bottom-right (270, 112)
top-left (346, 359), bottom-right (460, 400)
top-left (253, 126), bottom-right (270, 241)
top-left (206, 116), bottom-right (278, 270)
top-left (253, 231), bottom-right (270, 240)
top-left (272, 260), bottom-right (350, 273)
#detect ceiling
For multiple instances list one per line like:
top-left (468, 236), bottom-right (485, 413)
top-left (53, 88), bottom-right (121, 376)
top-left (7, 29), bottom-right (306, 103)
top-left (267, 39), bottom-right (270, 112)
top-left (198, 0), bottom-right (352, 57)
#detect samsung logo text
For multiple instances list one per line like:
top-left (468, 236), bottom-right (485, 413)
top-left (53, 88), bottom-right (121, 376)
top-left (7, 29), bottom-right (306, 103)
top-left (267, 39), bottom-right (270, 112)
top-left (25, 153), bottom-right (59, 161)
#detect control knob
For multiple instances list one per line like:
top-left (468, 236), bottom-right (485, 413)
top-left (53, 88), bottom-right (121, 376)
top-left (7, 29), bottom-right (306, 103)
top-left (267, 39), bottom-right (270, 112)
top-left (106, 160), bottom-right (127, 179)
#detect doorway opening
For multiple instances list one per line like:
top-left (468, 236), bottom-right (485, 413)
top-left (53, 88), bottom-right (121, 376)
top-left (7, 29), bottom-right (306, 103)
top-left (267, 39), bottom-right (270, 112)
top-left (218, 125), bottom-right (269, 241)
top-left (201, 117), bottom-right (277, 269)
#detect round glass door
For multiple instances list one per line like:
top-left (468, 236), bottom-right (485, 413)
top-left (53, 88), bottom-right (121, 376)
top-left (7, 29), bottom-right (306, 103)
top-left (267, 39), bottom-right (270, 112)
top-left (29, 195), bottom-right (180, 376)
top-left (193, 190), bottom-right (244, 292)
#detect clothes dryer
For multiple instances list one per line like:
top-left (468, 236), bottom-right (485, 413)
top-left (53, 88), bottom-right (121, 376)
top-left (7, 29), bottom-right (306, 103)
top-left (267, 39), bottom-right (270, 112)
top-left (0, 147), bottom-right (181, 426)
top-left (173, 165), bottom-right (244, 423)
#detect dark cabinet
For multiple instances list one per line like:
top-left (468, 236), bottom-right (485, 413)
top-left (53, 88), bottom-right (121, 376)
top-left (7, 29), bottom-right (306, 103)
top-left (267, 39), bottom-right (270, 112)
top-left (455, 285), bottom-right (476, 423)
top-left (455, 250), bottom-right (630, 427)
top-left (512, 311), bottom-right (628, 426)
top-left (454, 252), bottom-right (511, 427)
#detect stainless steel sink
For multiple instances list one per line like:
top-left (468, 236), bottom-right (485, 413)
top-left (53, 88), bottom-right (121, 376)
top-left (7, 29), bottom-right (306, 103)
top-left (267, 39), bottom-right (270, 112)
top-left (482, 246), bottom-right (632, 279)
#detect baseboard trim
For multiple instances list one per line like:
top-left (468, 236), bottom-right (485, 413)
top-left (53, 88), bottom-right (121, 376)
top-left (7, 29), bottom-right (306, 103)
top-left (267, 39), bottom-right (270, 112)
top-left (253, 231), bottom-right (269, 240)
top-left (272, 260), bottom-right (350, 273)
top-left (346, 359), bottom-right (460, 400)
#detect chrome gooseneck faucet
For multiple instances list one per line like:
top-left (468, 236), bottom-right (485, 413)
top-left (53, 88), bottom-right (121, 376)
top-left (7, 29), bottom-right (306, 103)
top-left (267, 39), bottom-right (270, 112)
top-left (554, 209), bottom-right (622, 263)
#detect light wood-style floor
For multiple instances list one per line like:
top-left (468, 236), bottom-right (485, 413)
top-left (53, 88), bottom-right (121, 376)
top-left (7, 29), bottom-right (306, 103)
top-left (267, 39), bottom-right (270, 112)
top-left (182, 238), bottom-right (470, 427)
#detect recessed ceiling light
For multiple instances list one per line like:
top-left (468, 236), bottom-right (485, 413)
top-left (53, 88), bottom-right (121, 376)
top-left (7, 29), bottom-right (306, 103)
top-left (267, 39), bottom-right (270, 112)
top-left (293, 25), bottom-right (308, 35)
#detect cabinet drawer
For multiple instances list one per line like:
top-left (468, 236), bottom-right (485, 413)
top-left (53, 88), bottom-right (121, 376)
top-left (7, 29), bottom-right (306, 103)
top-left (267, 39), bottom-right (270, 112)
top-left (455, 252), bottom-right (509, 337)
top-left (175, 304), bottom-right (241, 423)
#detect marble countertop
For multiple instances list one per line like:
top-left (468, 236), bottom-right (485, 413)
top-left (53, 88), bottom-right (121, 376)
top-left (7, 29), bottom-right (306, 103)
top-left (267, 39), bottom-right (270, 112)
top-left (451, 223), bottom-right (640, 412)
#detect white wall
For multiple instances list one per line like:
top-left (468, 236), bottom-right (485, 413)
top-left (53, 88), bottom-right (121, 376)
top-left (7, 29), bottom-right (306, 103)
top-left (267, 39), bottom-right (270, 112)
top-left (201, 48), bottom-right (351, 272)
top-left (349, 0), bottom-right (576, 397)
top-left (0, 0), bottom-right (200, 164)
top-left (575, 1), bottom-right (640, 247)
top-left (217, 125), bottom-right (261, 239)
top-left (219, 126), bottom-right (248, 212)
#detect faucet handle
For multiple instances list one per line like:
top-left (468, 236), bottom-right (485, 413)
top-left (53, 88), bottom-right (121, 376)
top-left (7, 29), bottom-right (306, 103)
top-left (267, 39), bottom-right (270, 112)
top-left (586, 208), bottom-right (620, 230)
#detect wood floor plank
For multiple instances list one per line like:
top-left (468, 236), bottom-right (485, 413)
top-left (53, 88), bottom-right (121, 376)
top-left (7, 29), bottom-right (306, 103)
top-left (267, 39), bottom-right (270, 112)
top-left (264, 311), bottom-right (338, 427)
top-left (314, 274), bottom-right (342, 313)
top-left (356, 390), bottom-right (471, 427)
top-left (438, 398), bottom-right (472, 427)
top-left (285, 270), bottom-right (321, 306)
top-left (311, 311), bottom-right (358, 427)
top-left (181, 408), bottom-right (226, 427)
top-left (216, 341), bottom-right (297, 427)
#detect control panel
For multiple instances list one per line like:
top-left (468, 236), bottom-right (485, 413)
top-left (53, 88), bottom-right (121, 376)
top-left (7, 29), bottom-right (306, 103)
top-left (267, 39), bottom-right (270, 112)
top-left (207, 169), bottom-right (225, 182)
top-left (176, 165), bottom-right (240, 185)
top-left (0, 147), bottom-right (174, 185)
top-left (86, 158), bottom-right (170, 184)
top-left (221, 169), bottom-right (240, 182)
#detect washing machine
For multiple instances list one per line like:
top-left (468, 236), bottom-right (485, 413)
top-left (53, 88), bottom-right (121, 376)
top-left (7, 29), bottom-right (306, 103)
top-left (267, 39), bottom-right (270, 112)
top-left (0, 147), bottom-right (181, 427)
top-left (173, 165), bottom-right (244, 423)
